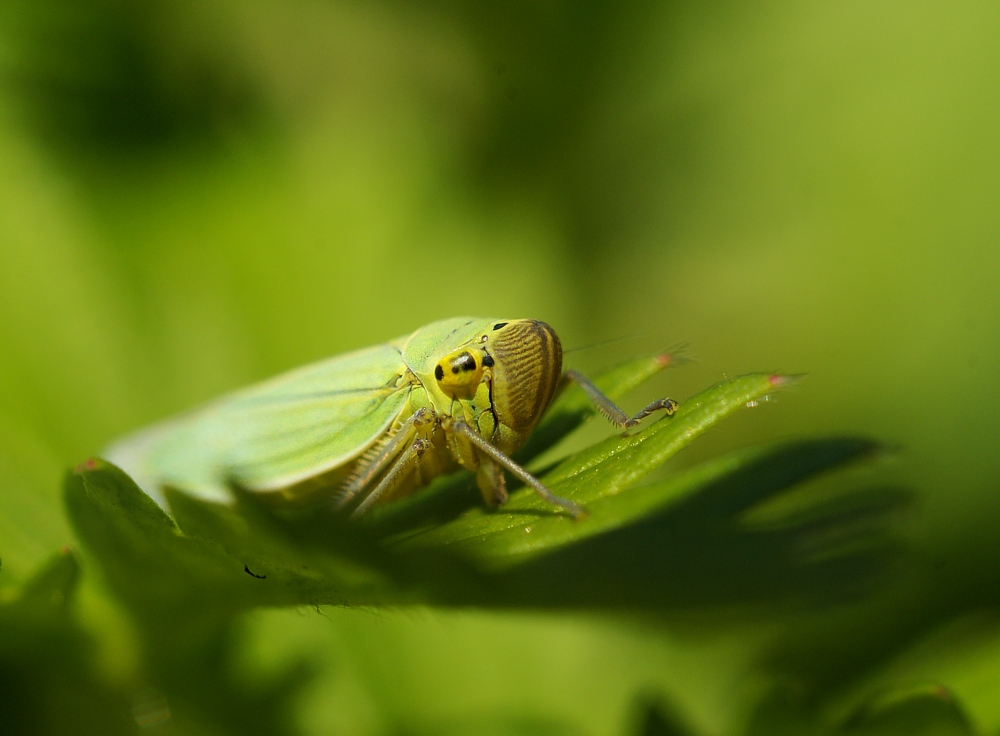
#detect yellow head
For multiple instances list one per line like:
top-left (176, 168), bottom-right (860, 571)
top-left (432, 319), bottom-right (563, 445)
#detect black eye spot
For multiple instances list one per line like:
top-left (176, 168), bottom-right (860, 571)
top-left (482, 355), bottom-right (494, 367)
top-left (452, 365), bottom-right (461, 375)
top-left (493, 322), bottom-right (508, 331)
top-left (434, 365), bottom-right (444, 381)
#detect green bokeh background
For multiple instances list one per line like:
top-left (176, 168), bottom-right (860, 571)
top-left (2, 1), bottom-right (999, 734)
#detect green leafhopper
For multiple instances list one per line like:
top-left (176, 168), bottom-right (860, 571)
top-left (106, 318), bottom-right (678, 519)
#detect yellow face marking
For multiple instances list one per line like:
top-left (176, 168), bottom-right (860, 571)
top-left (434, 347), bottom-right (485, 399)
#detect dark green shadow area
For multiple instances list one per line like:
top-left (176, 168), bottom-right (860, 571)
top-left (59, 363), bottom-right (916, 735)
top-left (463, 439), bottom-right (908, 610)
top-left (67, 365), bottom-right (907, 613)
top-left (0, 551), bottom-right (134, 735)
top-left (740, 682), bottom-right (977, 736)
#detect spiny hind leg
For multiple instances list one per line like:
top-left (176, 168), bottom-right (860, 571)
top-left (476, 460), bottom-right (508, 507)
top-left (350, 437), bottom-right (431, 519)
top-left (336, 407), bottom-right (434, 510)
top-left (564, 369), bottom-right (678, 430)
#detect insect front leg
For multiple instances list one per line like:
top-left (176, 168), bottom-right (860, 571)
top-left (444, 417), bottom-right (586, 519)
top-left (336, 407), bottom-right (434, 510)
top-left (564, 369), bottom-right (679, 430)
top-left (476, 461), bottom-right (508, 507)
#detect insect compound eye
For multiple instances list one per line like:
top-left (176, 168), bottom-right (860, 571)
top-left (482, 355), bottom-right (495, 367)
top-left (433, 348), bottom-right (486, 399)
top-left (487, 320), bottom-right (563, 433)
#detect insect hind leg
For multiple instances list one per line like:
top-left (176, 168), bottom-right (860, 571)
top-left (335, 407), bottom-right (434, 510)
top-left (350, 438), bottom-right (431, 519)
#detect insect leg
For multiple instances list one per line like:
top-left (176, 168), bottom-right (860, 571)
top-left (445, 418), bottom-right (586, 519)
top-left (564, 369), bottom-right (679, 429)
top-left (476, 461), bottom-right (508, 507)
top-left (336, 408), bottom-right (434, 510)
top-left (350, 438), bottom-right (431, 519)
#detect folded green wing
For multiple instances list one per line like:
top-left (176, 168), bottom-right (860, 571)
top-left (106, 344), bottom-right (412, 506)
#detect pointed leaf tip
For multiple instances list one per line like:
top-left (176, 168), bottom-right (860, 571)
top-left (768, 373), bottom-right (806, 388)
top-left (74, 457), bottom-right (101, 474)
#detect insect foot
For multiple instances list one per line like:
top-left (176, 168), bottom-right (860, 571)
top-left (623, 397), bottom-right (680, 429)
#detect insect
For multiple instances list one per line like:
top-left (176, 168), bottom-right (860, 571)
top-left (106, 318), bottom-right (678, 519)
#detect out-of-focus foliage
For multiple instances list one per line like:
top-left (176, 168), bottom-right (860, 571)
top-left (58, 364), bottom-right (897, 734)
top-left (0, 551), bottom-right (135, 735)
top-left (65, 369), bottom-right (894, 611)
top-left (3, 0), bottom-right (1000, 734)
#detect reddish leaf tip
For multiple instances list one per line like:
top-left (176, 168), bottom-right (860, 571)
top-left (768, 373), bottom-right (807, 388)
top-left (932, 685), bottom-right (953, 701)
top-left (74, 458), bottom-right (100, 473)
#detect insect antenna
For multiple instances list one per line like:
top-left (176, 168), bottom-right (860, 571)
top-left (658, 341), bottom-right (697, 367)
top-left (563, 333), bottom-right (643, 355)
top-left (564, 336), bottom-right (696, 367)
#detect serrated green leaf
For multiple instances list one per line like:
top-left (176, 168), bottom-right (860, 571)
top-left (456, 439), bottom-right (902, 609)
top-left (66, 459), bottom-right (401, 610)
top-left (70, 372), bottom-right (901, 613)
top-left (166, 487), bottom-right (398, 606)
top-left (400, 373), bottom-right (798, 555)
top-left (428, 437), bottom-right (884, 570)
top-left (363, 354), bottom-right (678, 537)
top-left (515, 353), bottom-right (676, 463)
top-left (65, 459), bottom-right (246, 613)
top-left (64, 463), bottom-right (324, 735)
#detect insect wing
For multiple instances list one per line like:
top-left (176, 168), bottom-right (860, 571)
top-left (400, 317), bottom-right (496, 376)
top-left (106, 343), bottom-right (411, 505)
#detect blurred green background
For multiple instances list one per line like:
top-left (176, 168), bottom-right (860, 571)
top-left (2, 1), bottom-right (1000, 734)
